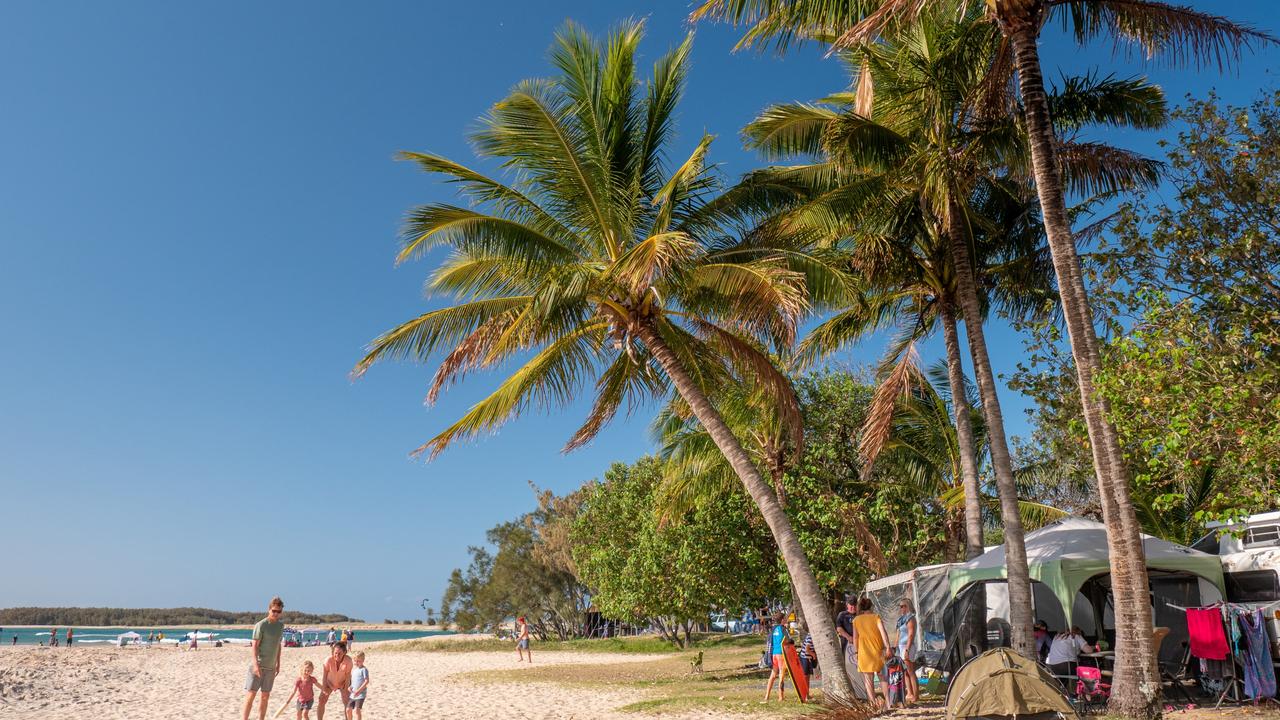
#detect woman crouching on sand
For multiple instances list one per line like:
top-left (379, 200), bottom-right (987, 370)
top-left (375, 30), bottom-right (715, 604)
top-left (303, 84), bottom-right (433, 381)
top-left (316, 641), bottom-right (352, 720)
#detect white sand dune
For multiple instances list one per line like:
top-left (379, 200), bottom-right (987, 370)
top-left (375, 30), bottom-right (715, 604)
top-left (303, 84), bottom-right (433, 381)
top-left (0, 643), bottom-right (725, 719)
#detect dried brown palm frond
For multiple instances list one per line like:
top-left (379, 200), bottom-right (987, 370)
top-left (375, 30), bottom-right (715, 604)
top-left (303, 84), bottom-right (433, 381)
top-left (858, 341), bottom-right (920, 479)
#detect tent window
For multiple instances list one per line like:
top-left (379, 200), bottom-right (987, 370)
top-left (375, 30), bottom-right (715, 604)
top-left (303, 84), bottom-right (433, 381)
top-left (1224, 570), bottom-right (1280, 602)
top-left (1190, 531), bottom-right (1220, 554)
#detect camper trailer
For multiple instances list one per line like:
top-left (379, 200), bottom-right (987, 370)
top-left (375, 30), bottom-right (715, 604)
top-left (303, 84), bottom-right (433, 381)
top-left (1193, 510), bottom-right (1280, 658)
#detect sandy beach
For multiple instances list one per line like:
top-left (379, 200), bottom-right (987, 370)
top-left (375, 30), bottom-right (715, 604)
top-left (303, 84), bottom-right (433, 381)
top-left (0, 639), bottom-right (724, 719)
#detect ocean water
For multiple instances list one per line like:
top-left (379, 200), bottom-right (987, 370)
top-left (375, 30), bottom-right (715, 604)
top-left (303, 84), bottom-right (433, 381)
top-left (0, 626), bottom-right (452, 646)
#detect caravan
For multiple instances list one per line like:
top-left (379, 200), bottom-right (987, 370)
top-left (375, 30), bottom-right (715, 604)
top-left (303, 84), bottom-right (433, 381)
top-left (1193, 511), bottom-right (1280, 660)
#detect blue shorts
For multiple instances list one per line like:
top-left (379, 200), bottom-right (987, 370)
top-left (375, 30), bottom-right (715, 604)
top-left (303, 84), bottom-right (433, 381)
top-left (348, 698), bottom-right (365, 709)
top-left (517, 638), bottom-right (529, 649)
top-left (296, 700), bottom-right (314, 710)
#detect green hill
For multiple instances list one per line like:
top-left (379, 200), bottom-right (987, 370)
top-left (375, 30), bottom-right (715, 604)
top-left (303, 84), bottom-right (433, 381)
top-left (0, 607), bottom-right (362, 626)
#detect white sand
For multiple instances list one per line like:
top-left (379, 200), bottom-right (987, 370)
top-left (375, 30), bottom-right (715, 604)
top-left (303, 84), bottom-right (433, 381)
top-left (0, 642), bottom-right (718, 719)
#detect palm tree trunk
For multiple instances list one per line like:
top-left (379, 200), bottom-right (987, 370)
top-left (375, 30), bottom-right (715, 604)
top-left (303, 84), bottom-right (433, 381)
top-left (939, 300), bottom-right (986, 560)
top-left (1002, 16), bottom-right (1159, 718)
top-left (634, 319), bottom-right (857, 703)
top-left (943, 203), bottom-right (1035, 660)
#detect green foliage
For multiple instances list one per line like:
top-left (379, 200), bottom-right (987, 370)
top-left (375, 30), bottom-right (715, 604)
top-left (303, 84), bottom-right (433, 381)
top-left (1012, 90), bottom-right (1280, 540)
top-left (439, 486), bottom-right (589, 640)
top-left (784, 370), bottom-right (947, 593)
top-left (0, 607), bottom-right (359, 626)
top-left (571, 457), bottom-right (783, 646)
top-left (1094, 91), bottom-right (1280, 529)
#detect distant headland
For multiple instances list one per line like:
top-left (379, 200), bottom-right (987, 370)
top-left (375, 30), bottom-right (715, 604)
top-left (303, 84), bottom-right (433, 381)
top-left (0, 607), bottom-right (362, 626)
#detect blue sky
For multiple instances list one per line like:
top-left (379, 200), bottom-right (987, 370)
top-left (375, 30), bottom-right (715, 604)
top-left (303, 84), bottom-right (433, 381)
top-left (1, 1), bottom-right (1275, 622)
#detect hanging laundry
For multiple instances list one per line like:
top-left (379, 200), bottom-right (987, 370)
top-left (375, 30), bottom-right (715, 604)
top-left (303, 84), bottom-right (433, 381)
top-left (1238, 609), bottom-right (1277, 699)
top-left (1186, 607), bottom-right (1229, 660)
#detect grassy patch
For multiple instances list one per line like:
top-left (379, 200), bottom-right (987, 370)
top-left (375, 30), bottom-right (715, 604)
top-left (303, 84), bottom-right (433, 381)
top-left (456, 634), bottom-right (824, 716)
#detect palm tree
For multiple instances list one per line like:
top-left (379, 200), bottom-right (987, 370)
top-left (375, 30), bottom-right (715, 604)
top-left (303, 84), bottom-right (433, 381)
top-left (721, 13), bottom-right (1161, 657)
top-left (686, 0), bottom-right (1264, 707)
top-left (888, 360), bottom-right (1068, 551)
top-left (690, 2), bottom-right (1268, 713)
top-left (352, 21), bottom-right (858, 701)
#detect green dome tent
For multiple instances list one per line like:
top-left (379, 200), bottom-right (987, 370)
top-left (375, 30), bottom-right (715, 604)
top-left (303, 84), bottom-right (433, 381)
top-left (945, 647), bottom-right (1076, 720)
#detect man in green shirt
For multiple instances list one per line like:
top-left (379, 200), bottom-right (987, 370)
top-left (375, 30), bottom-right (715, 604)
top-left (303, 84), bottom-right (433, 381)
top-left (241, 596), bottom-right (285, 720)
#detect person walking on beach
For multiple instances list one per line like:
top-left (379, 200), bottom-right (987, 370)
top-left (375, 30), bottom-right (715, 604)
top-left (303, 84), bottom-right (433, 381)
top-left (66, 628), bottom-right (73, 647)
top-left (346, 651), bottom-right (370, 720)
top-left (762, 611), bottom-right (788, 702)
top-left (49, 627), bottom-right (58, 647)
top-left (242, 596), bottom-right (286, 720)
top-left (327, 628), bottom-right (335, 648)
top-left (515, 616), bottom-right (531, 663)
top-left (318, 641), bottom-right (353, 720)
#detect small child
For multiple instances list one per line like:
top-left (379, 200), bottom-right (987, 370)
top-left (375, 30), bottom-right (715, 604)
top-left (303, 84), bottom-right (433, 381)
top-left (347, 651), bottom-right (370, 720)
top-left (281, 661), bottom-right (322, 720)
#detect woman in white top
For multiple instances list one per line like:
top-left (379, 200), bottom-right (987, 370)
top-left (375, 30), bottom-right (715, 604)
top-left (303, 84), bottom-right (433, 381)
top-left (1045, 626), bottom-right (1094, 678)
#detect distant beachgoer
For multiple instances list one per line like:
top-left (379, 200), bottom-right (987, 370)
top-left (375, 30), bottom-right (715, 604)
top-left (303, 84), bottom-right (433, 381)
top-left (896, 599), bottom-right (918, 703)
top-left (515, 616), bottom-right (531, 663)
top-left (852, 596), bottom-right (891, 709)
top-left (10, 636), bottom-right (15, 645)
top-left (347, 651), bottom-right (370, 720)
top-left (327, 628), bottom-right (336, 647)
top-left (347, 629), bottom-right (355, 649)
top-left (280, 660), bottom-right (322, 720)
top-left (66, 628), bottom-right (74, 647)
top-left (147, 631), bottom-right (155, 644)
top-left (762, 611), bottom-right (788, 702)
top-left (190, 630), bottom-right (199, 650)
top-left (50, 627), bottom-right (58, 648)
top-left (242, 596), bottom-right (286, 720)
top-left (318, 641), bottom-right (352, 720)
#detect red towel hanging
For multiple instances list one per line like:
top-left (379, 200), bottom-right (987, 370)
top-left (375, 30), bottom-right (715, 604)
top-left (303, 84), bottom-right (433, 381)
top-left (1186, 607), bottom-right (1229, 660)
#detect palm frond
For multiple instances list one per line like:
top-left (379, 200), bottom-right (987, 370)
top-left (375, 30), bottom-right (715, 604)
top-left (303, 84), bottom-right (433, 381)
top-left (859, 343), bottom-right (919, 479)
top-left (1053, 0), bottom-right (1275, 70)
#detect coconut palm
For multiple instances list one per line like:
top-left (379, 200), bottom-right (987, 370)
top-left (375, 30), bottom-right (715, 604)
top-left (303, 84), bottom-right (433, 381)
top-left (690, 0), bottom-right (1269, 713)
top-left (888, 360), bottom-right (1068, 553)
top-left (721, 13), bottom-right (1162, 656)
top-left (353, 21), bottom-right (858, 701)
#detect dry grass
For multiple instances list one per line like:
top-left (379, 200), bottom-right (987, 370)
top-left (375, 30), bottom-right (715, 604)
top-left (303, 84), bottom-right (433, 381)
top-left (458, 636), bottom-right (825, 716)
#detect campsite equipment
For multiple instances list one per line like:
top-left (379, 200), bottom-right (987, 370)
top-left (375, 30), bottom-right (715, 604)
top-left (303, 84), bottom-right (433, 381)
top-left (1074, 665), bottom-right (1111, 713)
top-left (944, 647), bottom-right (1076, 720)
top-left (782, 640), bottom-right (809, 703)
top-left (942, 518), bottom-right (1226, 671)
top-left (885, 654), bottom-right (906, 706)
top-left (865, 563), bottom-right (955, 668)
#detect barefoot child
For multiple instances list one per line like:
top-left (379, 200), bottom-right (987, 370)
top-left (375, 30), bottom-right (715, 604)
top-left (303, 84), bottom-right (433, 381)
top-left (346, 652), bottom-right (370, 720)
top-left (279, 661), bottom-right (322, 720)
top-left (515, 616), bottom-right (531, 663)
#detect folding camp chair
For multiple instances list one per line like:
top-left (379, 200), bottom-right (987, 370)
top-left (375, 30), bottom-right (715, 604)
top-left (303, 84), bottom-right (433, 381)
top-left (1076, 666), bottom-right (1111, 713)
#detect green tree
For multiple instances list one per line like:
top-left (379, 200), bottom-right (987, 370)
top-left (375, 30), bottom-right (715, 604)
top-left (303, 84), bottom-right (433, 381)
top-left (571, 457), bottom-right (783, 647)
top-left (689, 4), bottom-right (1265, 710)
top-left (353, 22), bottom-right (856, 698)
top-left (1016, 92), bottom-right (1280, 543)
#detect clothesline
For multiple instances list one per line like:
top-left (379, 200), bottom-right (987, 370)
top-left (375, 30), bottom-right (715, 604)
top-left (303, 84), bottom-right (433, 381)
top-left (1165, 599), bottom-right (1280, 613)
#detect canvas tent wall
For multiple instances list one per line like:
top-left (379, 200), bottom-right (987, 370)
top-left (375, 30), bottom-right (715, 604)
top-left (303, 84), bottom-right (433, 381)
top-left (865, 563), bottom-right (956, 668)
